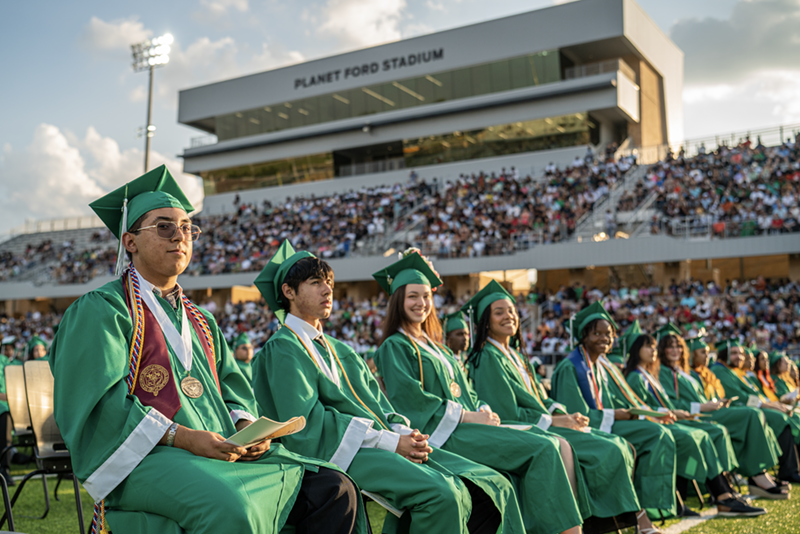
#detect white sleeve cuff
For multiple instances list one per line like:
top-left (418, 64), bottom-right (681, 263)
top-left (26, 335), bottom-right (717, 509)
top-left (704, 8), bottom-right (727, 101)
top-left (548, 402), bottom-right (567, 415)
top-left (230, 409), bottom-right (257, 424)
top-left (83, 408), bottom-right (172, 502)
top-left (600, 409), bottom-right (615, 433)
top-left (428, 400), bottom-right (463, 449)
top-left (690, 402), bottom-right (702, 415)
top-left (657, 407), bottom-right (670, 413)
top-left (361, 427), bottom-right (401, 454)
top-left (536, 414), bottom-right (553, 431)
top-left (330, 417), bottom-right (373, 471)
top-left (479, 404), bottom-right (492, 413)
top-left (389, 423), bottom-right (413, 435)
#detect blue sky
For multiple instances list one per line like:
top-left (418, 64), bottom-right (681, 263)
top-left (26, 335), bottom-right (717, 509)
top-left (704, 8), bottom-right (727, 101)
top-left (1, 0), bottom-right (798, 235)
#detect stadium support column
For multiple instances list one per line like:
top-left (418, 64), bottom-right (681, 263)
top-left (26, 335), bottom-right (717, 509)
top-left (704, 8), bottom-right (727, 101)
top-left (789, 254), bottom-right (800, 283)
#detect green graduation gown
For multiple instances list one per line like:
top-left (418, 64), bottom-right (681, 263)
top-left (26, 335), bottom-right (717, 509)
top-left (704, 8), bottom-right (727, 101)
top-left (711, 363), bottom-right (800, 445)
top-left (659, 364), bottom-right (780, 476)
top-left (775, 375), bottom-right (798, 399)
top-left (236, 359), bottom-right (254, 385)
top-left (625, 369), bottom-right (731, 479)
top-left (550, 353), bottom-right (676, 515)
top-left (50, 278), bottom-right (367, 534)
top-left (376, 332), bottom-right (584, 534)
top-left (254, 324), bottom-right (525, 534)
top-left (468, 341), bottom-right (640, 519)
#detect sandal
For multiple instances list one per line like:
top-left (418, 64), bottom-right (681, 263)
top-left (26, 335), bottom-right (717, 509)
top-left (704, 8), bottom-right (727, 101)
top-left (636, 510), bottom-right (664, 534)
top-left (748, 477), bottom-right (790, 500)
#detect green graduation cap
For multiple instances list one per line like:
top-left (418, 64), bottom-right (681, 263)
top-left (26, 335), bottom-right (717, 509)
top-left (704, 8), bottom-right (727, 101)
top-left (443, 311), bottom-right (469, 334)
top-left (714, 337), bottom-right (743, 354)
top-left (570, 301), bottom-right (618, 341)
top-left (232, 332), bottom-right (251, 350)
top-left (654, 322), bottom-right (682, 341)
top-left (253, 240), bottom-right (316, 324)
top-left (768, 351), bottom-right (786, 367)
top-left (686, 336), bottom-right (709, 352)
top-left (89, 164), bottom-right (195, 276)
top-left (607, 320), bottom-right (642, 364)
top-left (372, 250), bottom-right (442, 295)
top-left (460, 280), bottom-right (515, 324)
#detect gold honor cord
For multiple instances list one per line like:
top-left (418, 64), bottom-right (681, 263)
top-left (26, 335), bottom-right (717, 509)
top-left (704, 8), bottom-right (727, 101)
top-left (639, 368), bottom-right (669, 409)
top-left (600, 360), bottom-right (649, 410)
top-left (512, 347), bottom-right (548, 409)
top-left (283, 325), bottom-right (389, 431)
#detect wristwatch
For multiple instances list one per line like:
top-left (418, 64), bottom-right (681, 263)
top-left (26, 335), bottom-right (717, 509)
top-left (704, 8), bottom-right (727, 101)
top-left (165, 422), bottom-right (179, 447)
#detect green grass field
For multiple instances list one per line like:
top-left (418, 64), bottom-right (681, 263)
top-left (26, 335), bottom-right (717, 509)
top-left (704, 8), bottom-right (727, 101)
top-left (2, 469), bottom-right (797, 534)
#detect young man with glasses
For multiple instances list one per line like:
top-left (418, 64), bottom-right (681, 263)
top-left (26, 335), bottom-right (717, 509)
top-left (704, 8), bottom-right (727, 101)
top-left (49, 166), bottom-right (366, 534)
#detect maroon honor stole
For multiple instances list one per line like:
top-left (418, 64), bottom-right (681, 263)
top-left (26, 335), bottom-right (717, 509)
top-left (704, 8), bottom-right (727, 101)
top-left (122, 268), bottom-right (220, 419)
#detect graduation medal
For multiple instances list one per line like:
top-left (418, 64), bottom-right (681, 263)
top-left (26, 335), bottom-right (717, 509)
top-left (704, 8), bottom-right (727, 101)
top-left (181, 375), bottom-right (204, 398)
top-left (450, 381), bottom-right (462, 398)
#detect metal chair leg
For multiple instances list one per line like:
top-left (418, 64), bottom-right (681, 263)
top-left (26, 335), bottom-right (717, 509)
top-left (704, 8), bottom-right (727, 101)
top-left (41, 472), bottom-right (51, 519)
top-left (54, 473), bottom-right (63, 501)
top-left (0, 468), bottom-right (42, 527)
top-left (72, 474), bottom-right (85, 534)
top-left (691, 479), bottom-right (705, 510)
top-left (0, 473), bottom-right (13, 532)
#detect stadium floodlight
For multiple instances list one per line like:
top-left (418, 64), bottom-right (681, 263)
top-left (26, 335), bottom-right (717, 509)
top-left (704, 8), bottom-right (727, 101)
top-left (131, 33), bottom-right (173, 172)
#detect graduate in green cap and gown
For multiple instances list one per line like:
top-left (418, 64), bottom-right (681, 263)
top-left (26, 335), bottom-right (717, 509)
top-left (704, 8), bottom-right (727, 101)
top-left (623, 332), bottom-right (766, 517)
top-left (464, 281), bottom-right (645, 532)
top-left (251, 240), bottom-right (524, 534)
top-left (550, 302), bottom-right (676, 524)
top-left (50, 165), bottom-right (366, 534)
top-left (771, 352), bottom-right (800, 403)
top-left (659, 334), bottom-right (788, 492)
top-left (231, 333), bottom-right (255, 384)
top-left (373, 250), bottom-right (585, 534)
top-left (25, 335), bottom-right (49, 361)
top-left (443, 312), bottom-right (470, 373)
top-left (711, 339), bottom-right (800, 489)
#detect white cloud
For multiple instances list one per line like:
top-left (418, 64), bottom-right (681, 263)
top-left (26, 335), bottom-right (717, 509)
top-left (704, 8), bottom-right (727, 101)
top-left (319, 0), bottom-right (407, 48)
top-left (683, 69), bottom-right (800, 139)
top-left (0, 124), bottom-right (203, 235)
top-left (79, 16), bottom-right (152, 55)
top-left (670, 0), bottom-right (800, 84)
top-left (201, 0), bottom-right (249, 15)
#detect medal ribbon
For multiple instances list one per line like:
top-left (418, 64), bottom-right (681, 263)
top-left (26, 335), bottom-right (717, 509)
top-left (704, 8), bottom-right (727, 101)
top-left (579, 346), bottom-right (603, 409)
top-left (283, 325), bottom-right (388, 430)
top-left (134, 269), bottom-right (193, 372)
top-left (487, 338), bottom-right (545, 407)
top-left (401, 328), bottom-right (455, 381)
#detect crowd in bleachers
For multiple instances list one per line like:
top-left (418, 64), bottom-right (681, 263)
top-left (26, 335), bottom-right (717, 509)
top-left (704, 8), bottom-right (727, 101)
top-left (0, 150), bottom-right (634, 284)
top-left (409, 155), bottom-right (633, 258)
top-left (645, 138), bottom-right (800, 237)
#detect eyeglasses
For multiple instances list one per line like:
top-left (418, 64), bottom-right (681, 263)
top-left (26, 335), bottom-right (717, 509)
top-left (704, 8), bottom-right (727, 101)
top-left (133, 222), bottom-right (202, 241)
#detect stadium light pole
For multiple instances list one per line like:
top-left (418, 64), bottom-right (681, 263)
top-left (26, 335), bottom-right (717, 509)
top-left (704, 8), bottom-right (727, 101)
top-left (131, 33), bottom-right (173, 173)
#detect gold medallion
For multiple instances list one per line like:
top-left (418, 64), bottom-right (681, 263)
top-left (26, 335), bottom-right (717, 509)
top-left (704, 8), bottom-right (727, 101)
top-left (139, 364), bottom-right (169, 397)
top-left (180, 376), bottom-right (204, 398)
top-left (450, 381), bottom-right (462, 398)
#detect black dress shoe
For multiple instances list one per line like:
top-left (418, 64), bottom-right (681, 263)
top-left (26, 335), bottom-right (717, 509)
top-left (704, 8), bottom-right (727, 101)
top-left (716, 497), bottom-right (767, 517)
top-left (678, 506), bottom-right (700, 518)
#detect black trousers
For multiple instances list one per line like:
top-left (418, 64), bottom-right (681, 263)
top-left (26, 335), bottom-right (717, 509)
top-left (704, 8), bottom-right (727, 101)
top-left (464, 480), bottom-right (501, 534)
top-left (777, 426), bottom-right (800, 479)
top-left (286, 467), bottom-right (360, 534)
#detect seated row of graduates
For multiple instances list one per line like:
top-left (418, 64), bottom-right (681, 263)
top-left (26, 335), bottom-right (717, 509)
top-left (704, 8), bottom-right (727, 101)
top-left (50, 169), bottom-right (798, 534)
top-left (249, 240), bottom-right (799, 533)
